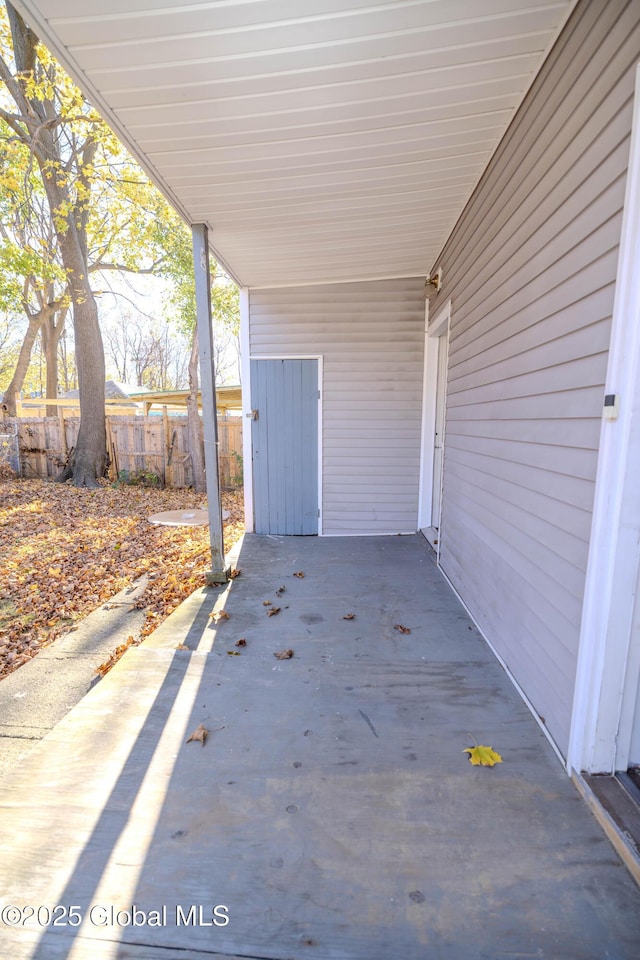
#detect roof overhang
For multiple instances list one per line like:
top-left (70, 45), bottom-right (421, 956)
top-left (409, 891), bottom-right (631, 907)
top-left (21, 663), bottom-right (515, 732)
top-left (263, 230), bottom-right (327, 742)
top-left (9, 0), bottom-right (575, 288)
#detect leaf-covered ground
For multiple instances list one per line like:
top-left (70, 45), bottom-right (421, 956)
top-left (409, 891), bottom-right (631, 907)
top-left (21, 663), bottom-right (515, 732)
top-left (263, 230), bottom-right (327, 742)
top-left (0, 479), bottom-right (244, 679)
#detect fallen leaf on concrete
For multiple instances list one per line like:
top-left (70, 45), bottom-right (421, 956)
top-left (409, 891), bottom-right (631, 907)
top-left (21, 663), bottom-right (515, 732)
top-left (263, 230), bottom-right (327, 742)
top-left (211, 610), bottom-right (230, 623)
top-left (293, 571), bottom-right (305, 579)
top-left (274, 648), bottom-right (294, 659)
top-left (186, 723), bottom-right (208, 746)
top-left (235, 638), bottom-right (247, 647)
top-left (229, 568), bottom-right (242, 579)
top-left (276, 586), bottom-right (286, 596)
top-left (394, 624), bottom-right (411, 635)
top-left (227, 650), bottom-right (241, 656)
top-left (342, 613), bottom-right (356, 620)
top-left (267, 606), bottom-right (281, 617)
top-left (175, 643), bottom-right (189, 650)
top-left (95, 636), bottom-right (138, 676)
top-left (263, 600), bottom-right (272, 606)
top-left (463, 744), bottom-right (503, 767)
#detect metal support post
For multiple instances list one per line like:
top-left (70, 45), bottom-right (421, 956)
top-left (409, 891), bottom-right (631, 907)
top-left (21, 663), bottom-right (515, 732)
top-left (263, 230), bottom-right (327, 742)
top-left (191, 223), bottom-right (228, 582)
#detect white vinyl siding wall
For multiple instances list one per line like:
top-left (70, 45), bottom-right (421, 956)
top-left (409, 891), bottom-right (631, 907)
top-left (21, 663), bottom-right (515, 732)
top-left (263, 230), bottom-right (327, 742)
top-left (248, 278), bottom-right (425, 535)
top-left (432, 0), bottom-right (640, 756)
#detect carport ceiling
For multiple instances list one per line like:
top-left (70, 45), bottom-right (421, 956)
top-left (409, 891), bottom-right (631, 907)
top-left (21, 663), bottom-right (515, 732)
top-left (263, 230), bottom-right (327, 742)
top-left (11, 0), bottom-right (574, 288)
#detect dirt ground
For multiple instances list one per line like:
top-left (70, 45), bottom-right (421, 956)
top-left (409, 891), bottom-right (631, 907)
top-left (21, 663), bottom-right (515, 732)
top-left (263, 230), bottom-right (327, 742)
top-left (0, 478), bottom-right (244, 680)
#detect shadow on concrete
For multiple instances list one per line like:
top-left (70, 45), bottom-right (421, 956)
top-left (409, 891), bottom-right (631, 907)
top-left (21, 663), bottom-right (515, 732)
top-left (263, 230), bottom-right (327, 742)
top-left (1, 535), bottom-right (640, 960)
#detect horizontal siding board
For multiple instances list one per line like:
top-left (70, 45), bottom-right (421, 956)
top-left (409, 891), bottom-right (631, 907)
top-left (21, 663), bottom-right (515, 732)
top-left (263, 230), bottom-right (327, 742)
top-left (447, 320), bottom-right (612, 395)
top-left (444, 471), bottom-right (590, 578)
top-left (440, 527), bottom-right (574, 749)
top-left (440, 517), bottom-right (581, 699)
top-left (443, 1), bottom-right (636, 306)
top-left (249, 277), bottom-right (424, 535)
top-left (445, 417), bottom-right (602, 450)
top-left (448, 248), bottom-right (620, 368)
top-left (429, 0), bottom-right (640, 756)
top-left (449, 289), bottom-right (615, 377)
top-left (447, 354), bottom-right (609, 407)
top-left (449, 155), bottom-right (628, 357)
top-left (445, 434), bottom-right (598, 480)
top-left (441, 503), bottom-right (583, 661)
top-left (440, 511), bottom-right (579, 677)
top-left (445, 445), bottom-right (596, 514)
top-left (446, 385), bottom-right (604, 421)
top-left (449, 99), bottom-right (631, 342)
top-left (445, 457), bottom-right (592, 543)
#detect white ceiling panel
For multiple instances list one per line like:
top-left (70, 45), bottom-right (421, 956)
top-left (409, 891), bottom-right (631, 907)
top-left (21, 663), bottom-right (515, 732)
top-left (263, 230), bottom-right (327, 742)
top-left (11, 0), bottom-right (574, 287)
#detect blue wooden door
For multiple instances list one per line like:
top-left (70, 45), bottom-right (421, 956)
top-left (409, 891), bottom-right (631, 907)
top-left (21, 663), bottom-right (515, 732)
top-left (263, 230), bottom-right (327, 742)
top-left (250, 359), bottom-right (318, 535)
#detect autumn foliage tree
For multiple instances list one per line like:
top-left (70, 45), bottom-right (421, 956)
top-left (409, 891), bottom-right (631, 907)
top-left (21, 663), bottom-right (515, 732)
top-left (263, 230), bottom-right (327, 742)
top-left (0, 2), bottom-right (241, 491)
top-left (0, 133), bottom-right (68, 415)
top-left (0, 3), bottom-right (110, 483)
top-left (0, 4), bottom-right (187, 482)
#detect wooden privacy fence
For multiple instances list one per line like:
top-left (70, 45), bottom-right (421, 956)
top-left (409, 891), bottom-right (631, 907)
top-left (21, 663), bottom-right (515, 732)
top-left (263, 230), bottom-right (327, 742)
top-left (5, 414), bottom-right (243, 489)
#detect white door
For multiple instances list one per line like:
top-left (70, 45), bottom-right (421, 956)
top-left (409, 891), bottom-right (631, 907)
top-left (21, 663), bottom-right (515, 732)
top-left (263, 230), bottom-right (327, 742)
top-left (419, 300), bottom-right (450, 550)
top-left (429, 336), bottom-right (448, 543)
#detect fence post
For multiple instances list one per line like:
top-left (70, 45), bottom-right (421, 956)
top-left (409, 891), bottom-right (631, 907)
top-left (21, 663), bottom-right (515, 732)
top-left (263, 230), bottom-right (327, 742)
top-left (162, 405), bottom-right (172, 487)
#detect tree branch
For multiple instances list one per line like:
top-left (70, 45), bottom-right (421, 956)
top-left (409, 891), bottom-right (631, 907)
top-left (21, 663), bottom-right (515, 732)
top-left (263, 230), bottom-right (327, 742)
top-left (89, 256), bottom-right (168, 275)
top-left (0, 103), bottom-right (31, 144)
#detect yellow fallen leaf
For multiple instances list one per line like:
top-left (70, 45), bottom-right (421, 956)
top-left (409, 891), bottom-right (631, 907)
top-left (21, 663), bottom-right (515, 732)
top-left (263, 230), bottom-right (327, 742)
top-left (210, 609), bottom-right (230, 623)
top-left (266, 606), bottom-right (281, 617)
top-left (463, 745), bottom-right (503, 767)
top-left (274, 648), bottom-right (294, 660)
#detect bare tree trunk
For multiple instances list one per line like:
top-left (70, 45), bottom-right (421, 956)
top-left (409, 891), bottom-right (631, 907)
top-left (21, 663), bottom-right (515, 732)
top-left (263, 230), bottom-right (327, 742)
top-left (55, 292), bottom-right (106, 486)
top-left (51, 221), bottom-right (106, 486)
top-left (42, 308), bottom-right (66, 417)
top-left (186, 329), bottom-right (206, 493)
top-left (1, 314), bottom-right (41, 416)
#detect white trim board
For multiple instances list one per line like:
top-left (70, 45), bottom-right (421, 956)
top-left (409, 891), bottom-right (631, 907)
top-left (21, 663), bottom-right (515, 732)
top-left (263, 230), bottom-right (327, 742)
top-left (244, 273), bottom-right (426, 291)
top-left (568, 63), bottom-right (640, 775)
top-left (418, 298), bottom-right (451, 556)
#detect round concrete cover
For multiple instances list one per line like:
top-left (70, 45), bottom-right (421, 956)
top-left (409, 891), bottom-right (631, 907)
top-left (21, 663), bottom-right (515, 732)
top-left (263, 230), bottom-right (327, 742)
top-left (148, 509), bottom-right (210, 526)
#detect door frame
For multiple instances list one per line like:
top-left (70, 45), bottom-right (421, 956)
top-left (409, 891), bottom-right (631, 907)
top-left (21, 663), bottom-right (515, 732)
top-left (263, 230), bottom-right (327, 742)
top-left (240, 338), bottom-right (324, 535)
top-left (568, 64), bottom-right (640, 775)
top-left (418, 298), bottom-right (451, 557)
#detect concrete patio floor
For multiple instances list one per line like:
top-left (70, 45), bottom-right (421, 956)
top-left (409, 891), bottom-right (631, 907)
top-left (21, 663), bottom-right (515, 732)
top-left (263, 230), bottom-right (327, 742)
top-left (0, 533), bottom-right (639, 960)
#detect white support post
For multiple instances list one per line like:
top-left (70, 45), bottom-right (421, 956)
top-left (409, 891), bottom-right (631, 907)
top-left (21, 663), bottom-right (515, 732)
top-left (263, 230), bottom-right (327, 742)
top-left (192, 223), bottom-right (228, 582)
top-left (568, 64), bottom-right (640, 774)
top-left (239, 288), bottom-right (254, 532)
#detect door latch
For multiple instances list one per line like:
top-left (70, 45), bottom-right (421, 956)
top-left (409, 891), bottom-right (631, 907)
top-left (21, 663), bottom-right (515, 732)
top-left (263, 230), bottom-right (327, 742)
top-left (246, 409), bottom-right (259, 420)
